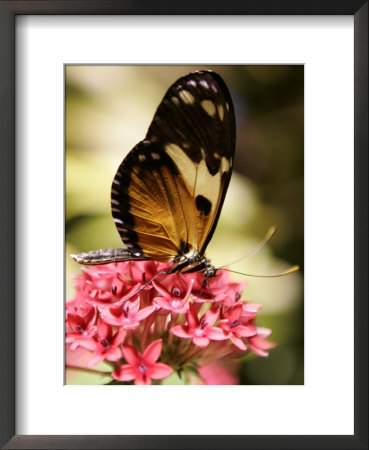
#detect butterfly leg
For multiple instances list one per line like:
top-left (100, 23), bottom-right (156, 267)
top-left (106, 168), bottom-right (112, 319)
top-left (203, 260), bottom-right (221, 310)
top-left (121, 269), bottom-right (170, 302)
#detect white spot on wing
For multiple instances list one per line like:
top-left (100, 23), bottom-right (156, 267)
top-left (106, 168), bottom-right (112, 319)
top-left (171, 96), bottom-right (180, 105)
top-left (114, 218), bottom-right (123, 224)
top-left (113, 179), bottom-right (120, 185)
top-left (187, 80), bottom-right (197, 87)
top-left (221, 157), bottom-right (230, 173)
top-left (165, 143), bottom-right (224, 213)
top-left (151, 152), bottom-right (160, 160)
top-left (217, 104), bottom-right (224, 121)
top-left (201, 100), bottom-right (216, 117)
top-left (200, 80), bottom-right (209, 89)
top-left (138, 154), bottom-right (146, 162)
top-left (111, 199), bottom-right (120, 205)
top-left (179, 90), bottom-right (195, 104)
top-left (165, 143), bottom-right (196, 191)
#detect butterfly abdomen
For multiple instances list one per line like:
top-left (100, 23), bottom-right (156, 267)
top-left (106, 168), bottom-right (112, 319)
top-left (71, 248), bottom-right (147, 265)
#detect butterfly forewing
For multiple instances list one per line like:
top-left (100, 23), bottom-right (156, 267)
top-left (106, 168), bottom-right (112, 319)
top-left (111, 140), bottom-right (197, 261)
top-left (111, 70), bottom-right (236, 262)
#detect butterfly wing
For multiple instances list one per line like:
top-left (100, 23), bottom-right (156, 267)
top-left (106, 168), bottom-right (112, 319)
top-left (111, 70), bottom-right (236, 262)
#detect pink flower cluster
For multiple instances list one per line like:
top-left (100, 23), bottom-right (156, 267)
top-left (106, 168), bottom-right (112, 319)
top-left (66, 261), bottom-right (275, 384)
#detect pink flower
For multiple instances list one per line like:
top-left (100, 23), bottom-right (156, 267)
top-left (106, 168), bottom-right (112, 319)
top-left (128, 260), bottom-right (170, 287)
top-left (153, 273), bottom-right (194, 314)
top-left (66, 306), bottom-right (97, 350)
top-left (66, 260), bottom-right (278, 384)
top-left (187, 269), bottom-right (245, 306)
top-left (170, 303), bottom-right (228, 347)
top-left (99, 297), bottom-right (155, 329)
top-left (86, 319), bottom-right (126, 367)
top-left (219, 304), bottom-right (256, 350)
top-left (66, 290), bottom-right (91, 316)
top-left (112, 339), bottom-right (172, 385)
top-left (248, 326), bottom-right (276, 357)
top-left (75, 264), bottom-right (139, 308)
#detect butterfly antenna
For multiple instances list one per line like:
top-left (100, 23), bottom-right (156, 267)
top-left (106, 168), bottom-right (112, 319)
top-left (223, 265), bottom-right (300, 278)
top-left (218, 225), bottom-right (277, 269)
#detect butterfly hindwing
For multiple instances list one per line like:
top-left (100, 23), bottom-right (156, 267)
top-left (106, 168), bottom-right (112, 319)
top-left (111, 70), bottom-right (236, 262)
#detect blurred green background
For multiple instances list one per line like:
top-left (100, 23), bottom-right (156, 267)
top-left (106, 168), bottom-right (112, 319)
top-left (66, 65), bottom-right (304, 385)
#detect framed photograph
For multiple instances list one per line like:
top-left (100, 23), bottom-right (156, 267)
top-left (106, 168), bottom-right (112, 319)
top-left (0, 1), bottom-right (367, 449)
top-left (65, 64), bottom-right (304, 388)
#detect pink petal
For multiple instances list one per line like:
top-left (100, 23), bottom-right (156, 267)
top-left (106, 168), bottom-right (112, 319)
top-left (135, 373), bottom-right (152, 385)
top-left (112, 328), bottom-right (126, 346)
top-left (204, 307), bottom-right (219, 327)
top-left (86, 353), bottom-right (105, 368)
top-left (230, 335), bottom-right (247, 351)
top-left (153, 297), bottom-right (171, 309)
top-left (152, 280), bottom-right (171, 298)
top-left (112, 365), bottom-right (137, 381)
top-left (251, 336), bottom-right (276, 350)
top-left (98, 309), bottom-right (122, 326)
top-left (105, 346), bottom-right (122, 361)
top-left (149, 363), bottom-right (173, 380)
top-left (193, 336), bottom-right (210, 347)
top-left (226, 304), bottom-right (242, 323)
top-left (249, 345), bottom-right (269, 357)
top-left (255, 327), bottom-right (272, 339)
top-left (97, 318), bottom-right (110, 339)
top-left (118, 284), bottom-right (141, 302)
top-left (187, 303), bottom-right (199, 329)
top-left (126, 297), bottom-right (141, 314)
top-left (75, 337), bottom-right (98, 351)
top-left (85, 307), bottom-right (97, 326)
top-left (243, 303), bottom-right (262, 313)
top-left (122, 344), bottom-right (141, 365)
top-left (143, 339), bottom-right (162, 364)
top-left (135, 305), bottom-right (156, 321)
top-left (67, 314), bottom-right (85, 332)
top-left (170, 325), bottom-right (192, 339)
top-left (172, 303), bottom-right (190, 314)
top-left (206, 327), bottom-right (228, 340)
top-left (234, 324), bottom-right (256, 338)
top-left (122, 320), bottom-right (140, 331)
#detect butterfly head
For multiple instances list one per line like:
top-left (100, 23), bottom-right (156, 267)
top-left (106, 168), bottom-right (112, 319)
top-left (171, 253), bottom-right (217, 279)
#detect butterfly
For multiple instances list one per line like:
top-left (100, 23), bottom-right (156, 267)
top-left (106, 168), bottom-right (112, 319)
top-left (71, 70), bottom-right (236, 279)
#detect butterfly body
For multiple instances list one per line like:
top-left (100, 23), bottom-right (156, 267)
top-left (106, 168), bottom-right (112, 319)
top-left (72, 247), bottom-right (217, 277)
top-left (71, 70), bottom-right (235, 279)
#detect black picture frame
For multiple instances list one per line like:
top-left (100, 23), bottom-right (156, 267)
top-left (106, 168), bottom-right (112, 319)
top-left (0, 1), bottom-right (367, 449)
